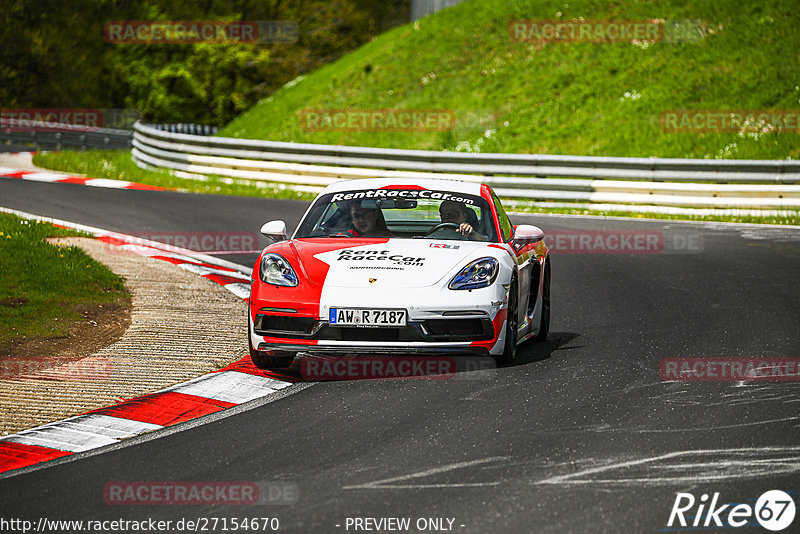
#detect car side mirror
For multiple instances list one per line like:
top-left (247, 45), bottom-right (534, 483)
top-left (260, 220), bottom-right (287, 242)
top-left (512, 224), bottom-right (545, 246)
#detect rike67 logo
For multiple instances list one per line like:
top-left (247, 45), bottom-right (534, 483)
top-left (668, 490), bottom-right (796, 531)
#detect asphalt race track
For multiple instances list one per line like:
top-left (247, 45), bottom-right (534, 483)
top-left (2, 178), bottom-right (800, 533)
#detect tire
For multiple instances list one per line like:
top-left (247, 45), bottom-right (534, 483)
top-left (248, 315), bottom-right (294, 369)
top-left (496, 277), bottom-right (518, 365)
top-left (535, 262), bottom-right (550, 342)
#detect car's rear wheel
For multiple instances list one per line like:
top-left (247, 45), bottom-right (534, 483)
top-left (535, 261), bottom-right (550, 342)
top-left (248, 315), bottom-right (294, 369)
top-left (496, 277), bottom-right (518, 365)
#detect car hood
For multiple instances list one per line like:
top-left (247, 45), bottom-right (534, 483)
top-left (291, 238), bottom-right (491, 289)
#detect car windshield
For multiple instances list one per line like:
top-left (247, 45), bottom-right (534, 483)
top-left (294, 188), bottom-right (498, 242)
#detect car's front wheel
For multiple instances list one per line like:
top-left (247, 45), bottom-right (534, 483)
top-left (535, 262), bottom-right (550, 342)
top-left (496, 277), bottom-right (518, 365)
top-left (248, 315), bottom-right (294, 369)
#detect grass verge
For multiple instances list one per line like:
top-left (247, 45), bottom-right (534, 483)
top-left (219, 0), bottom-right (800, 161)
top-left (31, 150), bottom-right (318, 201)
top-left (0, 213), bottom-right (129, 351)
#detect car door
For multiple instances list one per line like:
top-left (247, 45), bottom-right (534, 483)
top-left (492, 192), bottom-right (532, 327)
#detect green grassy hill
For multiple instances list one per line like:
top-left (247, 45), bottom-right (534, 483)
top-left (219, 0), bottom-right (799, 160)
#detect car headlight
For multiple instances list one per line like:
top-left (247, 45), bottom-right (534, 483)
top-left (449, 257), bottom-right (499, 290)
top-left (260, 253), bottom-right (298, 287)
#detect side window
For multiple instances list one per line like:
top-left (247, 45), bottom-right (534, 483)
top-left (492, 193), bottom-right (512, 242)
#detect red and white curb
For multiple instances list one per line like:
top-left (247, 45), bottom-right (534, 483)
top-left (97, 234), bottom-right (253, 299)
top-left (0, 167), bottom-right (166, 191)
top-left (0, 208), bottom-right (297, 476)
top-left (0, 207), bottom-right (252, 299)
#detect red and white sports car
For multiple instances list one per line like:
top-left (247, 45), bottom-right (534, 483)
top-left (248, 178), bottom-right (550, 369)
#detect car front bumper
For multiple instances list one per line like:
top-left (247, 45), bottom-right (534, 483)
top-left (254, 342), bottom-right (492, 358)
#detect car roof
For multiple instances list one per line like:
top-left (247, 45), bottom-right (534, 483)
top-left (318, 177), bottom-right (488, 198)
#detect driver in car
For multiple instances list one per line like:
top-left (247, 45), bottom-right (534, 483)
top-left (438, 200), bottom-right (488, 241)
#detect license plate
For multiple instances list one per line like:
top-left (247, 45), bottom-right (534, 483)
top-left (329, 308), bottom-right (407, 327)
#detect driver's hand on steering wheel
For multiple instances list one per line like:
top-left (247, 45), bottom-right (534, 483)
top-left (458, 223), bottom-right (474, 236)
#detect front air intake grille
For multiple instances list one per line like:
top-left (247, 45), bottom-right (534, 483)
top-left (313, 318), bottom-right (494, 343)
top-left (421, 318), bottom-right (493, 341)
top-left (341, 328), bottom-right (400, 342)
top-left (254, 314), bottom-right (316, 337)
top-left (317, 325), bottom-right (420, 342)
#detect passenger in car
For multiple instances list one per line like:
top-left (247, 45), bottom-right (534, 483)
top-left (347, 202), bottom-right (393, 237)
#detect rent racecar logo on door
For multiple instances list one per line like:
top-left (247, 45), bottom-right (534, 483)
top-left (668, 490), bottom-right (796, 531)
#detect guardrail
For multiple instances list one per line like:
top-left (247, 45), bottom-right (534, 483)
top-left (132, 121), bottom-right (800, 210)
top-left (147, 123), bottom-right (219, 136)
top-left (0, 118), bottom-right (133, 151)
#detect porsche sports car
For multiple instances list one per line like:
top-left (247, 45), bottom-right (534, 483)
top-left (248, 178), bottom-right (550, 369)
